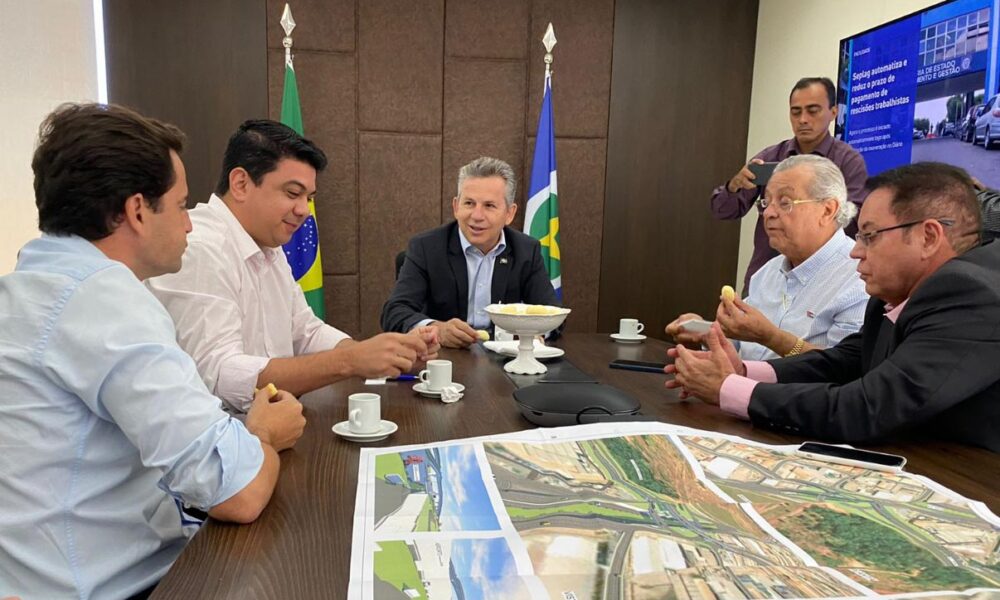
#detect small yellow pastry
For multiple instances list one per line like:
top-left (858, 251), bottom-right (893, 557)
top-left (254, 383), bottom-right (278, 398)
top-left (499, 305), bottom-right (521, 315)
top-left (525, 304), bottom-right (550, 315)
top-left (721, 285), bottom-right (736, 302)
top-left (476, 330), bottom-right (490, 341)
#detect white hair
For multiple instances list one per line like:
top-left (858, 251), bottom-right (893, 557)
top-left (774, 154), bottom-right (857, 228)
top-left (457, 156), bottom-right (516, 207)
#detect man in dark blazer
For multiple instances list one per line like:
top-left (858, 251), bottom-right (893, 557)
top-left (668, 162), bottom-right (1000, 452)
top-left (381, 157), bottom-right (558, 348)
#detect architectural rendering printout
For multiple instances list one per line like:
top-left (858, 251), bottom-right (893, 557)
top-left (348, 423), bottom-right (1000, 599)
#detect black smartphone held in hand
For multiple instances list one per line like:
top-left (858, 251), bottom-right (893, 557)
top-left (609, 359), bottom-right (667, 374)
top-left (747, 161), bottom-right (780, 186)
top-left (796, 442), bottom-right (906, 472)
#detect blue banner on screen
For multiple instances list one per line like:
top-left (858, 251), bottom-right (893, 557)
top-left (837, 0), bottom-right (1000, 189)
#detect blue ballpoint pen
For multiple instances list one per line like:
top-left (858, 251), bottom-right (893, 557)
top-left (389, 374), bottom-right (418, 381)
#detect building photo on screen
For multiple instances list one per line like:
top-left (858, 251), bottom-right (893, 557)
top-left (837, 0), bottom-right (1000, 188)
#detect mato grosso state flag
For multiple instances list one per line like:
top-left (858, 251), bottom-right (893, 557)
top-left (280, 57), bottom-right (326, 319)
top-left (524, 71), bottom-right (561, 300)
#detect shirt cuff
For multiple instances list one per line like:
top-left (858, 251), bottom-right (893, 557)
top-left (216, 354), bottom-right (271, 412)
top-left (719, 375), bottom-right (758, 420)
top-left (744, 360), bottom-right (778, 383)
top-left (412, 318), bottom-right (434, 330)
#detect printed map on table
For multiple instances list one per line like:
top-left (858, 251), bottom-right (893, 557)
top-left (348, 423), bottom-right (1000, 600)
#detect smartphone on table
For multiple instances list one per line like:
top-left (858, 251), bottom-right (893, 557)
top-left (609, 359), bottom-right (667, 374)
top-left (795, 441), bottom-right (906, 472)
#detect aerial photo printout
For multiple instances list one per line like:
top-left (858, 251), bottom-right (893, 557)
top-left (348, 423), bottom-right (1000, 600)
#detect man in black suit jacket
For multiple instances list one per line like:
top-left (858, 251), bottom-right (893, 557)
top-left (668, 162), bottom-right (1000, 451)
top-left (381, 157), bottom-right (558, 347)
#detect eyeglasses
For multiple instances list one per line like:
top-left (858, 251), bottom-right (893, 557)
top-left (755, 196), bottom-right (825, 213)
top-left (854, 218), bottom-right (955, 247)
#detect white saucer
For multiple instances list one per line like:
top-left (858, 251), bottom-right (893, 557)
top-left (610, 333), bottom-right (646, 344)
top-left (485, 340), bottom-right (565, 359)
top-left (413, 382), bottom-right (466, 398)
top-left (332, 419), bottom-right (398, 442)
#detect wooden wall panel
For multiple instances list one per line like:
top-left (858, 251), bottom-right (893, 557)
top-left (599, 0), bottom-right (758, 339)
top-left (267, 50), bottom-right (358, 276)
top-left (358, 133), bottom-right (442, 336)
top-left (105, 0), bottom-right (268, 205)
top-left (441, 59), bottom-right (528, 222)
top-left (445, 0), bottom-right (530, 59)
top-left (528, 0), bottom-right (615, 138)
top-left (265, 0), bottom-right (354, 52)
top-left (358, 0), bottom-right (444, 132)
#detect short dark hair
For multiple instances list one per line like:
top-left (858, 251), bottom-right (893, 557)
top-left (33, 103), bottom-right (186, 240)
top-left (789, 77), bottom-right (836, 108)
top-left (866, 162), bottom-right (983, 253)
top-left (214, 120), bottom-right (328, 196)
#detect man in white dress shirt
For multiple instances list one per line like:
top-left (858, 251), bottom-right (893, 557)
top-left (148, 120), bottom-right (438, 411)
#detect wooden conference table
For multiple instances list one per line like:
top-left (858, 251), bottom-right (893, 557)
top-left (152, 333), bottom-right (1000, 599)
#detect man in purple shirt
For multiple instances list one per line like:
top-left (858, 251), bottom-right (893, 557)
top-left (712, 77), bottom-right (868, 294)
top-left (671, 163), bottom-right (1000, 452)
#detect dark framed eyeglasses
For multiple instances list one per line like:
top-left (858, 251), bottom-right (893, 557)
top-left (854, 218), bottom-right (955, 247)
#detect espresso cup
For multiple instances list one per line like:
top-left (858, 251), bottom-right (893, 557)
top-left (494, 325), bottom-right (514, 342)
top-left (348, 393), bottom-right (381, 434)
top-left (619, 318), bottom-right (645, 338)
top-left (418, 359), bottom-right (453, 391)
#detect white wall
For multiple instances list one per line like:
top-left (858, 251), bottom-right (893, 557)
top-left (0, 0), bottom-right (98, 274)
top-left (738, 0), bottom-right (941, 288)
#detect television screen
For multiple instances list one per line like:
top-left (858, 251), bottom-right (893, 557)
top-left (836, 0), bottom-right (1000, 188)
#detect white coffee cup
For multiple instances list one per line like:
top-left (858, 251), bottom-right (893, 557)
top-left (619, 318), bottom-right (645, 338)
top-left (348, 393), bottom-right (381, 434)
top-left (494, 325), bottom-right (514, 342)
top-left (418, 359), bottom-right (453, 391)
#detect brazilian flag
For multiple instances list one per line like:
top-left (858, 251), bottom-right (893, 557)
top-left (525, 71), bottom-right (561, 300)
top-left (280, 59), bottom-right (325, 319)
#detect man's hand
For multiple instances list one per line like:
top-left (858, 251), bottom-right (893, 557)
top-left (726, 158), bottom-right (763, 193)
top-left (665, 325), bottom-right (743, 403)
top-left (409, 325), bottom-right (441, 371)
top-left (245, 386), bottom-right (306, 452)
top-left (665, 312), bottom-right (708, 347)
top-left (344, 332), bottom-right (429, 378)
top-left (432, 318), bottom-right (478, 349)
top-left (716, 295), bottom-right (776, 346)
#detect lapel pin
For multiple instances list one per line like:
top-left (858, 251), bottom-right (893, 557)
top-left (500, 258), bottom-right (508, 264)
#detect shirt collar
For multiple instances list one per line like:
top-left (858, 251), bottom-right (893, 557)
top-left (789, 131), bottom-right (834, 157)
top-left (779, 230), bottom-right (852, 283)
top-left (884, 299), bottom-right (908, 324)
top-left (207, 194), bottom-right (282, 264)
top-left (457, 226), bottom-right (506, 257)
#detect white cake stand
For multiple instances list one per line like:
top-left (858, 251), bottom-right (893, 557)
top-left (486, 304), bottom-right (571, 374)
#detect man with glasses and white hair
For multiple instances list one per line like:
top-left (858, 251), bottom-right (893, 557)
top-left (381, 156), bottom-right (558, 348)
top-left (668, 154), bottom-right (868, 360)
top-left (667, 162), bottom-right (1000, 451)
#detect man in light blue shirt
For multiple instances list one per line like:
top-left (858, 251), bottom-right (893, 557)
top-left (668, 154), bottom-right (868, 359)
top-left (459, 226), bottom-right (507, 330)
top-left (0, 103), bottom-right (305, 599)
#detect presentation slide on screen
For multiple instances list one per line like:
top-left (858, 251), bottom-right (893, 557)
top-left (838, 0), bottom-right (1000, 188)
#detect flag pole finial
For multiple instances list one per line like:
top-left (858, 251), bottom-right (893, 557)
top-left (281, 4), bottom-right (296, 66)
top-left (542, 23), bottom-right (557, 78)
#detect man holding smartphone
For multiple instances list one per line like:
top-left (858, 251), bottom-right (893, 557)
top-left (672, 163), bottom-right (1000, 452)
top-left (711, 77), bottom-right (868, 294)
